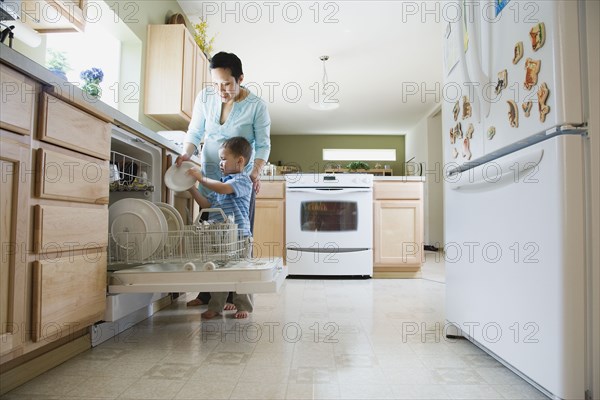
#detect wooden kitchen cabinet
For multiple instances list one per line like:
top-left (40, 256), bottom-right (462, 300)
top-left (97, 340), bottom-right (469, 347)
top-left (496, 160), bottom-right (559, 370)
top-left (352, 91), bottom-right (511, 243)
top-left (21, 0), bottom-right (87, 32)
top-left (0, 64), bottom-right (109, 384)
top-left (0, 131), bottom-right (32, 357)
top-left (0, 65), bottom-right (37, 136)
top-left (145, 24), bottom-right (209, 130)
top-left (254, 181), bottom-right (285, 261)
top-left (373, 181), bottom-right (424, 277)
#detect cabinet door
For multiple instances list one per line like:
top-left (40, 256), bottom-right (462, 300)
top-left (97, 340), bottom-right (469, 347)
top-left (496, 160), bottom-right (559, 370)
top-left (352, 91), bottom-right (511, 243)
top-left (32, 253), bottom-right (106, 342)
top-left (181, 31), bottom-right (196, 119)
top-left (0, 66), bottom-right (36, 136)
top-left (254, 200), bottom-right (285, 259)
top-left (0, 132), bottom-right (31, 356)
top-left (36, 148), bottom-right (109, 204)
top-left (374, 200), bottom-right (423, 267)
top-left (21, 0), bottom-right (86, 32)
top-left (38, 93), bottom-right (111, 160)
top-left (33, 205), bottom-right (108, 253)
top-left (194, 48), bottom-right (207, 99)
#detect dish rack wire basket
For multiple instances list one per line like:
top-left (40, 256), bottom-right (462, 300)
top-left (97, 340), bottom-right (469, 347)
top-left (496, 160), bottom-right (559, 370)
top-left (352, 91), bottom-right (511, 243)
top-left (108, 208), bottom-right (250, 266)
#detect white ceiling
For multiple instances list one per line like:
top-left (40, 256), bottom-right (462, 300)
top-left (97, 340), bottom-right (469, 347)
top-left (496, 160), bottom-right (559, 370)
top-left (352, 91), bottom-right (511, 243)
top-left (178, 1), bottom-right (444, 135)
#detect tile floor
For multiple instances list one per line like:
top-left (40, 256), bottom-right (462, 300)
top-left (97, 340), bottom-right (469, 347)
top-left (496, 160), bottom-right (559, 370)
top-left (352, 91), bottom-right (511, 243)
top-left (2, 253), bottom-right (548, 400)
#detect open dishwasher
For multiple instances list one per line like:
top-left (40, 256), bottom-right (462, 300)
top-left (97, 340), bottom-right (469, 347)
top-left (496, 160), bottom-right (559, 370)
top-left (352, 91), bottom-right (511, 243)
top-left (108, 208), bottom-right (286, 294)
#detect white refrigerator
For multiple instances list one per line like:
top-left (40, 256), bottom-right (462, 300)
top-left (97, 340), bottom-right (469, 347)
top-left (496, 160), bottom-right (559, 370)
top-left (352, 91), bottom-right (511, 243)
top-left (442, 1), bottom-right (593, 399)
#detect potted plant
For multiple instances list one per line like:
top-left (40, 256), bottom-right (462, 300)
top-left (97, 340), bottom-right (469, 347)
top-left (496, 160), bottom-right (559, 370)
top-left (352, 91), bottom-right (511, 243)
top-left (193, 17), bottom-right (216, 57)
top-left (346, 161), bottom-right (370, 171)
top-left (46, 49), bottom-right (70, 80)
top-left (80, 67), bottom-right (104, 98)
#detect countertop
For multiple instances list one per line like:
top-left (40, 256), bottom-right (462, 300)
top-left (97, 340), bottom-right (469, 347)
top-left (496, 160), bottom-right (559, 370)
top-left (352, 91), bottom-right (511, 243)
top-left (260, 175), bottom-right (425, 182)
top-left (1, 45), bottom-right (184, 155)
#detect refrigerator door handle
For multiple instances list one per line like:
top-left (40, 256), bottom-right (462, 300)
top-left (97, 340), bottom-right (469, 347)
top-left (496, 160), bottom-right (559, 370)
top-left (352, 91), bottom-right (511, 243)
top-left (450, 148), bottom-right (544, 190)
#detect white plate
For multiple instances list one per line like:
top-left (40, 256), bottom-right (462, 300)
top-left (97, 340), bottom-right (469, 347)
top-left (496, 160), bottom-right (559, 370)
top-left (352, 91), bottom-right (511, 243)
top-left (156, 202), bottom-right (184, 256)
top-left (109, 199), bottom-right (168, 261)
top-left (164, 161), bottom-right (197, 192)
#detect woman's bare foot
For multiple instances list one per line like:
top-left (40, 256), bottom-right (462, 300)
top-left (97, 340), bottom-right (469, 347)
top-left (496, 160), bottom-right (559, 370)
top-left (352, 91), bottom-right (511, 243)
top-left (186, 298), bottom-right (203, 307)
top-left (201, 310), bottom-right (221, 319)
top-left (233, 310), bottom-right (249, 319)
top-left (224, 303), bottom-right (236, 311)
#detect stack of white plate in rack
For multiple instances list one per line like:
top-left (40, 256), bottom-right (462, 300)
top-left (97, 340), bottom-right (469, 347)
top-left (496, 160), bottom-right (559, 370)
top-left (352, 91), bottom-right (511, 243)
top-left (109, 199), bottom-right (185, 262)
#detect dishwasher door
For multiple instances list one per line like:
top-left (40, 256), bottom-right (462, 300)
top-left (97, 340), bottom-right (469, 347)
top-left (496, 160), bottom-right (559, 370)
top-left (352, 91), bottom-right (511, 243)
top-left (108, 258), bottom-right (287, 294)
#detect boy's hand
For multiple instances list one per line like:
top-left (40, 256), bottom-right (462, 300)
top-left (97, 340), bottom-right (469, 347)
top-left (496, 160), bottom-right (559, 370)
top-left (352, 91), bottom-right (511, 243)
top-left (186, 167), bottom-right (203, 182)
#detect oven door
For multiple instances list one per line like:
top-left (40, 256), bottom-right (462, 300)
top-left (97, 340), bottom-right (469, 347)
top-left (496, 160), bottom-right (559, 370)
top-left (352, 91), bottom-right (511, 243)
top-left (286, 188), bottom-right (373, 249)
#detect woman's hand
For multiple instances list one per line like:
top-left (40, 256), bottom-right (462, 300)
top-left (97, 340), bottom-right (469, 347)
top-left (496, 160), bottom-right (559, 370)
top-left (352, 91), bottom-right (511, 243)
top-left (250, 170), bottom-right (261, 194)
top-left (175, 153), bottom-right (191, 167)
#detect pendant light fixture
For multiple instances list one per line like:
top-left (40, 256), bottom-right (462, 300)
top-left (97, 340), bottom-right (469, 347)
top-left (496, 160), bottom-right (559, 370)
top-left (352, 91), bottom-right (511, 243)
top-left (309, 55), bottom-right (340, 111)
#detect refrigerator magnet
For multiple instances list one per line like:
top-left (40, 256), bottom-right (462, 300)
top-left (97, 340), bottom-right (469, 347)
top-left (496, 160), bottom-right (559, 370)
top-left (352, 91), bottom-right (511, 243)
top-left (487, 126), bottom-right (496, 140)
top-left (513, 41), bottom-right (524, 64)
top-left (455, 122), bottom-right (463, 139)
top-left (524, 58), bottom-right (541, 90)
top-left (495, 69), bottom-right (508, 94)
top-left (462, 96), bottom-right (472, 119)
top-left (450, 128), bottom-right (456, 144)
top-left (530, 23), bottom-right (546, 51)
top-left (453, 100), bottom-right (460, 121)
top-left (507, 100), bottom-right (519, 128)
top-left (537, 82), bottom-right (551, 122)
top-left (452, 147), bottom-right (459, 159)
top-left (522, 101), bottom-right (533, 117)
top-left (462, 138), bottom-right (472, 160)
top-left (466, 123), bottom-right (474, 139)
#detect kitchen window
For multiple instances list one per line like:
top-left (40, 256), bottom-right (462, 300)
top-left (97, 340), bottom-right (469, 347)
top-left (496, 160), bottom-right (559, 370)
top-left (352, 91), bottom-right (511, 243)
top-left (43, 3), bottom-right (141, 119)
top-left (322, 148), bottom-right (397, 161)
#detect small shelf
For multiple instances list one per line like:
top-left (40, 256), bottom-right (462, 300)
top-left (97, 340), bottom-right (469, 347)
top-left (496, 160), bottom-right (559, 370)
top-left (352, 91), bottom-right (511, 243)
top-left (324, 168), bottom-right (393, 176)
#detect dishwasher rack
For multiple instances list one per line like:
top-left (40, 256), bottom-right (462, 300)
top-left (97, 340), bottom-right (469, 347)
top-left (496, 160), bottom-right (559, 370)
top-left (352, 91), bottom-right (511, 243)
top-left (108, 215), bottom-right (249, 266)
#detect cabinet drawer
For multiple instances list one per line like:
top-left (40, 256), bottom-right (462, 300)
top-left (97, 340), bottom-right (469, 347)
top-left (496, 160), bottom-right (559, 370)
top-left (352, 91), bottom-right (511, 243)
top-left (0, 65), bottom-right (36, 135)
top-left (33, 205), bottom-right (108, 253)
top-left (257, 181), bottom-right (285, 199)
top-left (38, 93), bottom-right (111, 160)
top-left (36, 148), bottom-right (109, 204)
top-left (32, 253), bottom-right (106, 342)
top-left (374, 182), bottom-right (423, 200)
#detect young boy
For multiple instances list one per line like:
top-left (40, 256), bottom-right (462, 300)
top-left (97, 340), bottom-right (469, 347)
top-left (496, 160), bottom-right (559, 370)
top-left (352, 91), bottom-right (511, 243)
top-left (186, 136), bottom-right (253, 319)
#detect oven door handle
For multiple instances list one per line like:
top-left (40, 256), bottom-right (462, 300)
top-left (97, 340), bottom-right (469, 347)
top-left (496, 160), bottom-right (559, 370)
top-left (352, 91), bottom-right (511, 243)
top-left (286, 188), bottom-right (372, 194)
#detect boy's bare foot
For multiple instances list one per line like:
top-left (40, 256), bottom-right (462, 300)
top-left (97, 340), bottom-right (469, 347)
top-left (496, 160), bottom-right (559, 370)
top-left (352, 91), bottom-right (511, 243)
top-left (186, 298), bottom-right (203, 307)
top-left (201, 310), bottom-right (221, 319)
top-left (224, 303), bottom-right (236, 311)
top-left (233, 310), bottom-right (249, 319)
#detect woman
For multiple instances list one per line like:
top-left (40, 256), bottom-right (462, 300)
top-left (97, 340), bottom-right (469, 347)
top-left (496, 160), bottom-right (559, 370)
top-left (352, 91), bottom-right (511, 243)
top-left (175, 51), bottom-right (271, 308)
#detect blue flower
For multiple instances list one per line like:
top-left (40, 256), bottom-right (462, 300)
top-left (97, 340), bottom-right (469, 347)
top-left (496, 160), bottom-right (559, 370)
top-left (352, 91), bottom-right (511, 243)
top-left (80, 67), bottom-right (104, 83)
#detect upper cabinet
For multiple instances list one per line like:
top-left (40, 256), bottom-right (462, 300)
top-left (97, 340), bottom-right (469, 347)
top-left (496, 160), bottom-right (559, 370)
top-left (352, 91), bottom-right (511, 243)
top-left (21, 0), bottom-right (86, 32)
top-left (144, 24), bottom-right (209, 131)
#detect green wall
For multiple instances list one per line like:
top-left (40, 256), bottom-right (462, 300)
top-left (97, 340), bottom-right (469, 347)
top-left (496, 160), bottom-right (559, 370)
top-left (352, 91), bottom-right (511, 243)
top-left (269, 135), bottom-right (406, 175)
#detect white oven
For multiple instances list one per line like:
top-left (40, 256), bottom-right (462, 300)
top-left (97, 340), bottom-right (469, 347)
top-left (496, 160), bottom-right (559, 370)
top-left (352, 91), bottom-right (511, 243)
top-left (286, 174), bottom-right (373, 276)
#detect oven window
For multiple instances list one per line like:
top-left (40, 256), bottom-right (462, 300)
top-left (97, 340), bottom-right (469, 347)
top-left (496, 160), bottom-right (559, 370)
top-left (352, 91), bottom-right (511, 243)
top-left (300, 201), bottom-right (358, 232)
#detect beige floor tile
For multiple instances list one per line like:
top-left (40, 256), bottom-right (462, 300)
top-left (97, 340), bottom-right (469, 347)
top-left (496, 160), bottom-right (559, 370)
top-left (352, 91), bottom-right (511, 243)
top-left (390, 384), bottom-right (450, 399)
top-left (338, 383), bottom-right (396, 399)
top-left (238, 365), bottom-right (290, 383)
top-left (174, 379), bottom-right (235, 400)
top-left (10, 374), bottom-right (86, 396)
top-left (493, 383), bottom-right (549, 399)
top-left (285, 383), bottom-right (341, 399)
top-left (118, 378), bottom-right (185, 399)
top-left (65, 376), bottom-right (136, 398)
top-left (443, 384), bottom-right (503, 399)
top-left (229, 382), bottom-right (287, 400)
